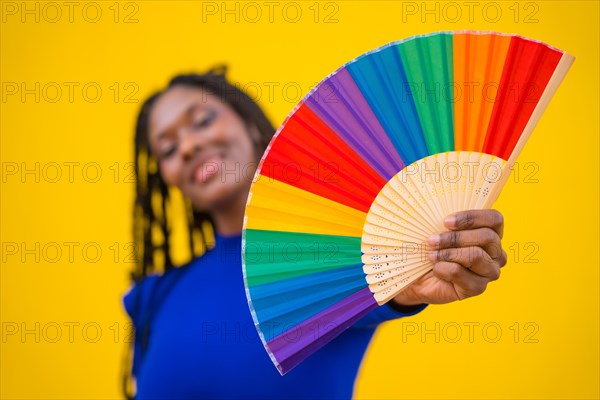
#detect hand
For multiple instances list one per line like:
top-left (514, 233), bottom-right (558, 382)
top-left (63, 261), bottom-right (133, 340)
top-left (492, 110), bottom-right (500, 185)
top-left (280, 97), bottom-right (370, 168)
top-left (391, 209), bottom-right (507, 308)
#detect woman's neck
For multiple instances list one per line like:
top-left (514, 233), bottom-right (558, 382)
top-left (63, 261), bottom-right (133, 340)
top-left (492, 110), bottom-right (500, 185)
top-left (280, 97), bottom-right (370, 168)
top-left (210, 188), bottom-right (249, 236)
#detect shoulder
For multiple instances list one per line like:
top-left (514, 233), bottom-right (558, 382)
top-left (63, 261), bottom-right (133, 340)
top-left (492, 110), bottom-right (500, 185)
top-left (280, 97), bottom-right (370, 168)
top-left (122, 274), bottom-right (162, 328)
top-left (121, 259), bottom-right (200, 327)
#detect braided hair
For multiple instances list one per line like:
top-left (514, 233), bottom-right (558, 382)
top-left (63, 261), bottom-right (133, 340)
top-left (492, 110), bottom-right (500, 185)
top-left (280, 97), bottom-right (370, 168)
top-left (123, 66), bottom-right (276, 398)
top-left (132, 65), bottom-right (275, 279)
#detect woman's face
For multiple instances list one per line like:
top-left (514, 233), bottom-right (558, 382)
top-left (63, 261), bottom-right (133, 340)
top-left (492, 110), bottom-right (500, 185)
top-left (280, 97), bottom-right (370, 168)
top-left (148, 85), bottom-right (260, 212)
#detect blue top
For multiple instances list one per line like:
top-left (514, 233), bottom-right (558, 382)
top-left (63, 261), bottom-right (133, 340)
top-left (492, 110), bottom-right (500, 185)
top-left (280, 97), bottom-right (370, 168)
top-left (123, 232), bottom-right (427, 399)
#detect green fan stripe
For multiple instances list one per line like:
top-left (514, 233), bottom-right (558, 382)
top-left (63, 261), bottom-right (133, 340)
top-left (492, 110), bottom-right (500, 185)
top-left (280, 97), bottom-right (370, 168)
top-left (397, 33), bottom-right (455, 153)
top-left (243, 229), bottom-right (362, 286)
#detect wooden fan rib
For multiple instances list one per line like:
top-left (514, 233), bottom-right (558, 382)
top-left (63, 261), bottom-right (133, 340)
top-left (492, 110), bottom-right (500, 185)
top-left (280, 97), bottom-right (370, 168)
top-left (373, 265), bottom-right (432, 304)
top-left (363, 257), bottom-right (427, 278)
top-left (390, 172), bottom-right (442, 233)
top-left (382, 179), bottom-right (438, 232)
top-left (362, 251), bottom-right (428, 267)
top-left (366, 210), bottom-right (430, 242)
top-left (361, 241), bottom-right (428, 257)
top-left (362, 223), bottom-right (427, 245)
top-left (363, 220), bottom-right (428, 244)
top-left (368, 262), bottom-right (432, 294)
top-left (366, 262), bottom-right (429, 285)
top-left (370, 192), bottom-right (433, 237)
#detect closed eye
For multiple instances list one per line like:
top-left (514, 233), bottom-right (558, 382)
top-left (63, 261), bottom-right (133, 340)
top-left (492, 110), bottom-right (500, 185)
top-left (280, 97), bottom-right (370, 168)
top-left (160, 144), bottom-right (177, 159)
top-left (192, 110), bottom-right (217, 130)
top-left (157, 109), bottom-right (218, 159)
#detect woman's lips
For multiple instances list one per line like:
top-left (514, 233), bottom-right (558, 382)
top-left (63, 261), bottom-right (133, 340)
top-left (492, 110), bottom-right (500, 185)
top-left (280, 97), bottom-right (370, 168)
top-left (193, 154), bottom-right (223, 184)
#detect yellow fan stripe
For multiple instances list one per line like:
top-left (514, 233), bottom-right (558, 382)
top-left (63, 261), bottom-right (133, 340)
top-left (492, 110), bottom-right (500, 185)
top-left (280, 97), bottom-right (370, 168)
top-left (245, 175), bottom-right (367, 237)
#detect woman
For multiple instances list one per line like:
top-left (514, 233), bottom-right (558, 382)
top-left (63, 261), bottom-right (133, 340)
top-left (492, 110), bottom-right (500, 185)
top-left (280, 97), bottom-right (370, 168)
top-left (123, 67), bottom-right (507, 399)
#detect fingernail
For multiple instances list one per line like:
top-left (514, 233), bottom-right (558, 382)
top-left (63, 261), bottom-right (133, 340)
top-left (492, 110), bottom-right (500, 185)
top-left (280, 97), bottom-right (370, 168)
top-left (427, 234), bottom-right (441, 248)
top-left (428, 251), bottom-right (437, 262)
top-left (444, 214), bottom-right (456, 227)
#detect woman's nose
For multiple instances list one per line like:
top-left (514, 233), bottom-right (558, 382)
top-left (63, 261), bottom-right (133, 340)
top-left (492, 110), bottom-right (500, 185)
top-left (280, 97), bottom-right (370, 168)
top-left (178, 128), bottom-right (203, 161)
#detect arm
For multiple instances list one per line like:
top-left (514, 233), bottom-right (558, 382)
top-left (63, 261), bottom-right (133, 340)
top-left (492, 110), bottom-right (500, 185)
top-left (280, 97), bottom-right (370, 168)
top-left (353, 301), bottom-right (428, 330)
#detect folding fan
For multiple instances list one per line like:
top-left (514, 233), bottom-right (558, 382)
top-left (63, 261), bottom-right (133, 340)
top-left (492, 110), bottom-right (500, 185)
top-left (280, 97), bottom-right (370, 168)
top-left (241, 31), bottom-right (574, 375)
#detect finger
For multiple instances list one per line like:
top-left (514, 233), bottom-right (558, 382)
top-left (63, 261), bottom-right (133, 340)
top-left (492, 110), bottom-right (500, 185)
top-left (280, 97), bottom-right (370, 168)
top-left (444, 209), bottom-right (504, 238)
top-left (429, 247), bottom-right (501, 280)
top-left (432, 261), bottom-right (489, 299)
top-left (499, 249), bottom-right (507, 268)
top-left (427, 227), bottom-right (503, 259)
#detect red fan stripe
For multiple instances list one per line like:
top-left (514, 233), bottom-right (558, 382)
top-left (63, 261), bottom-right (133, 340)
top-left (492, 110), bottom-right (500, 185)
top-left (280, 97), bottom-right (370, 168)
top-left (259, 104), bottom-right (386, 213)
top-left (483, 36), bottom-right (563, 159)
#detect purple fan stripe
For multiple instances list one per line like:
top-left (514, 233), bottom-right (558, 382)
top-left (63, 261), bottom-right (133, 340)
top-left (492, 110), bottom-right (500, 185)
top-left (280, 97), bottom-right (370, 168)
top-left (306, 68), bottom-right (405, 181)
top-left (265, 287), bottom-right (378, 375)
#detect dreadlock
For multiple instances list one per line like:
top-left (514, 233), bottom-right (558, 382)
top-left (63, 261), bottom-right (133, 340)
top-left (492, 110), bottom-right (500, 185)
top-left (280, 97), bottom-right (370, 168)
top-left (132, 65), bottom-right (275, 279)
top-left (123, 66), bottom-right (276, 399)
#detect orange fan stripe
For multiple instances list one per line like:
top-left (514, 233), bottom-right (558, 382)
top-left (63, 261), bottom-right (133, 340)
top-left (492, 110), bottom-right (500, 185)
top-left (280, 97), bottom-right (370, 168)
top-left (453, 32), bottom-right (512, 151)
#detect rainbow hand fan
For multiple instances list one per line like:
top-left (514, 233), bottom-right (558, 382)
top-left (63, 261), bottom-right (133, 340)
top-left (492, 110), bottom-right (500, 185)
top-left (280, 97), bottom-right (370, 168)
top-left (242, 31), bottom-right (574, 375)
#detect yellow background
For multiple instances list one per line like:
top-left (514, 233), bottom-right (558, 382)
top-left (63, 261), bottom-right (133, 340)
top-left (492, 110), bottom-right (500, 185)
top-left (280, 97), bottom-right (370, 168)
top-left (1, 1), bottom-right (598, 398)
